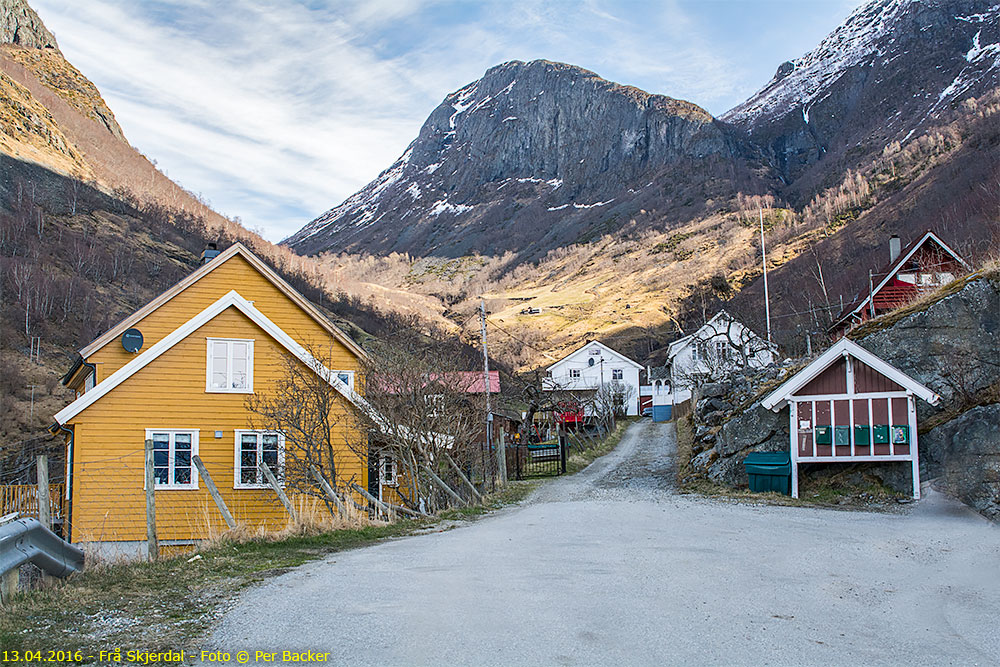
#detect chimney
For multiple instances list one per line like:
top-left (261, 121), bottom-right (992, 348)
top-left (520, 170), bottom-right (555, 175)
top-left (889, 235), bottom-right (901, 262)
top-left (200, 242), bottom-right (221, 265)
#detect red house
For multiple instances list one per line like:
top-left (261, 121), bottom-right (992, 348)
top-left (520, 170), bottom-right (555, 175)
top-left (828, 231), bottom-right (968, 336)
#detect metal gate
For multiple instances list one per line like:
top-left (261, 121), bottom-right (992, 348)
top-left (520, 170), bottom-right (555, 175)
top-left (509, 440), bottom-right (566, 479)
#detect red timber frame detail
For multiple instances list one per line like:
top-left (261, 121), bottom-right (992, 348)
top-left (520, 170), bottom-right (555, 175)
top-left (762, 339), bottom-right (940, 500)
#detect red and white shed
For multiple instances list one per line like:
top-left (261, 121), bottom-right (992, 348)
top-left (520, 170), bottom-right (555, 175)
top-left (762, 339), bottom-right (940, 499)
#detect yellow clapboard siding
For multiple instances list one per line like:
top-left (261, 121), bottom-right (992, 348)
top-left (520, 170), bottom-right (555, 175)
top-left (65, 257), bottom-right (369, 546)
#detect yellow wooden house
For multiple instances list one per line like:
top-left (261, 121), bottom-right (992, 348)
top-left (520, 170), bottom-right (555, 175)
top-left (53, 243), bottom-right (373, 557)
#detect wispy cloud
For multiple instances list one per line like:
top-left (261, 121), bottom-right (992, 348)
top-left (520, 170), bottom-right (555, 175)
top-left (31, 0), bottom-right (862, 242)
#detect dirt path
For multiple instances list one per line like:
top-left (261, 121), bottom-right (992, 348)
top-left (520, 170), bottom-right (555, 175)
top-left (207, 421), bottom-right (1000, 666)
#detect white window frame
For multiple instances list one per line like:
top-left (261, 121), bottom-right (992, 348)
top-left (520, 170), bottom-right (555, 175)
top-left (612, 368), bottom-right (624, 380)
top-left (333, 370), bottom-right (355, 391)
top-left (84, 371), bottom-right (95, 393)
top-left (379, 455), bottom-right (398, 487)
top-left (144, 429), bottom-right (199, 490)
top-left (570, 368), bottom-right (582, 378)
top-left (233, 430), bottom-right (285, 489)
top-left (206, 338), bottom-right (254, 393)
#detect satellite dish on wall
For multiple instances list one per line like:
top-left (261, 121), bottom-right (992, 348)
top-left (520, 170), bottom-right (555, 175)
top-left (122, 328), bottom-right (143, 353)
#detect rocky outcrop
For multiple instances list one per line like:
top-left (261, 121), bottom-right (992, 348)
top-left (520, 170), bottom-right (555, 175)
top-left (919, 404), bottom-right (1000, 520)
top-left (0, 0), bottom-right (58, 51)
top-left (853, 275), bottom-right (1000, 413)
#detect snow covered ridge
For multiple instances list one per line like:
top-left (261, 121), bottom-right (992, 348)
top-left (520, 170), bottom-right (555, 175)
top-left (722, 0), bottom-right (912, 127)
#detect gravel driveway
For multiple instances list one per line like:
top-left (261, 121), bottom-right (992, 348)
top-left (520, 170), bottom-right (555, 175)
top-left (208, 420), bottom-right (1000, 666)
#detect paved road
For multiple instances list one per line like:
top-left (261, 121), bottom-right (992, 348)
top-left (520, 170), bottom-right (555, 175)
top-left (209, 420), bottom-right (1000, 666)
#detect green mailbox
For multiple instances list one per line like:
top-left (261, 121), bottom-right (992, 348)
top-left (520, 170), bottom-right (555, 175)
top-left (815, 425), bottom-right (832, 446)
top-left (873, 425), bottom-right (890, 445)
top-left (853, 425), bottom-right (870, 446)
top-left (834, 426), bottom-right (851, 447)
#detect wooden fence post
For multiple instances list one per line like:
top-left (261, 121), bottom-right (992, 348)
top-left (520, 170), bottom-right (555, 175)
top-left (0, 568), bottom-right (17, 606)
top-left (259, 462), bottom-right (297, 522)
top-left (144, 439), bottom-right (158, 561)
top-left (36, 455), bottom-right (50, 530)
top-left (497, 430), bottom-right (508, 485)
top-left (192, 456), bottom-right (237, 530)
top-left (309, 465), bottom-right (348, 515)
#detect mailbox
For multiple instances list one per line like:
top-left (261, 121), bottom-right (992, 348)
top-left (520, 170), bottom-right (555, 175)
top-left (815, 426), bottom-right (832, 446)
top-left (853, 425), bottom-right (870, 446)
top-left (873, 425), bottom-right (890, 445)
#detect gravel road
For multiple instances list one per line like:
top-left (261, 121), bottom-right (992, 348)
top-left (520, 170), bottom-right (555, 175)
top-left (208, 420), bottom-right (1000, 666)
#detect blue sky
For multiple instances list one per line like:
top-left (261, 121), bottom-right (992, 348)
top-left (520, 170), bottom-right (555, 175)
top-left (33, 0), bottom-right (863, 242)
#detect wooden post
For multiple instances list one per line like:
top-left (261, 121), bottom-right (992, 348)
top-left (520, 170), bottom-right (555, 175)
top-left (421, 464), bottom-right (468, 507)
top-left (259, 462), bottom-right (297, 521)
top-left (309, 465), bottom-right (347, 515)
top-left (144, 439), bottom-right (158, 561)
top-left (192, 456), bottom-right (237, 530)
top-left (1, 568), bottom-right (18, 606)
top-left (444, 452), bottom-right (483, 502)
top-left (36, 455), bottom-right (50, 530)
top-left (349, 482), bottom-right (423, 519)
top-left (497, 430), bottom-right (508, 485)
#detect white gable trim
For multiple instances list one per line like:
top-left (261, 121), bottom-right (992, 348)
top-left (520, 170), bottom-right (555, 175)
top-left (78, 243), bottom-right (367, 361)
top-left (761, 338), bottom-right (940, 411)
top-left (55, 290), bottom-right (379, 426)
top-left (546, 340), bottom-right (643, 372)
top-left (843, 231), bottom-right (970, 322)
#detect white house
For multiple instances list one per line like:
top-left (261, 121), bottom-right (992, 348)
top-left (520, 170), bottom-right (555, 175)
top-left (666, 311), bottom-right (775, 397)
top-left (543, 341), bottom-right (643, 416)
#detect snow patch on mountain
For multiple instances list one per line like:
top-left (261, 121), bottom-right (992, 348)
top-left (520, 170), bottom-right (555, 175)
top-left (722, 0), bottom-right (910, 128)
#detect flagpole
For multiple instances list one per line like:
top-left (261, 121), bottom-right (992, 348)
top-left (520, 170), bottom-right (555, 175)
top-left (760, 208), bottom-right (772, 344)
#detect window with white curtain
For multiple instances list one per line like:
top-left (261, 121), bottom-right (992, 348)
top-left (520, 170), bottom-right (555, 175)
top-left (206, 338), bottom-right (254, 392)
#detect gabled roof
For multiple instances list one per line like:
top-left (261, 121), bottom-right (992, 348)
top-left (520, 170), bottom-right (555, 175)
top-left (761, 338), bottom-right (940, 411)
top-left (667, 310), bottom-right (772, 358)
top-left (78, 242), bottom-right (367, 361)
top-left (829, 231), bottom-right (969, 330)
top-left (546, 340), bottom-right (643, 371)
top-left (55, 291), bottom-right (379, 426)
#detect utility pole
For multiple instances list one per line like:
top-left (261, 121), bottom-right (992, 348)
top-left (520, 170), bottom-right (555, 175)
top-left (759, 208), bottom-right (772, 343)
top-left (480, 300), bottom-right (504, 484)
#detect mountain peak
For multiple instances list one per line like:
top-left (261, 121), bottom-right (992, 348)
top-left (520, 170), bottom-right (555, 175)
top-left (1, 0), bottom-right (59, 52)
top-left (285, 60), bottom-right (735, 257)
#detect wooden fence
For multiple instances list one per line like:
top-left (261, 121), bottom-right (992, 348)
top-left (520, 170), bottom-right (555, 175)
top-left (0, 484), bottom-right (65, 522)
top-left (673, 399), bottom-right (692, 421)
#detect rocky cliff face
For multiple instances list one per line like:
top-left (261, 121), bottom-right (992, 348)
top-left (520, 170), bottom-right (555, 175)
top-left (723, 0), bottom-right (1000, 185)
top-left (286, 60), bottom-right (757, 258)
top-left (0, 0), bottom-right (58, 52)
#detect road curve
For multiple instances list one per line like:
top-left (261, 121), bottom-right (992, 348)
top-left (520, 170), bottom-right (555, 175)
top-left (207, 421), bottom-right (1000, 666)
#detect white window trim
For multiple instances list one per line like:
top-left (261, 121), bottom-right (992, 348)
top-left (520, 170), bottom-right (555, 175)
top-left (206, 337), bottom-right (255, 394)
top-left (144, 428), bottom-right (200, 490)
top-left (333, 370), bottom-right (355, 392)
top-left (379, 456), bottom-right (398, 487)
top-left (570, 369), bottom-right (582, 378)
top-left (611, 368), bottom-right (624, 380)
top-left (233, 430), bottom-right (286, 489)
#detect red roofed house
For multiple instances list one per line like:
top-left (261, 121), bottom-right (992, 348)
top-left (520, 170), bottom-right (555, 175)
top-left (828, 231), bottom-right (969, 337)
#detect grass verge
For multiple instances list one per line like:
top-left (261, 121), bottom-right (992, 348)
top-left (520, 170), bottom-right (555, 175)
top-left (565, 418), bottom-right (631, 475)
